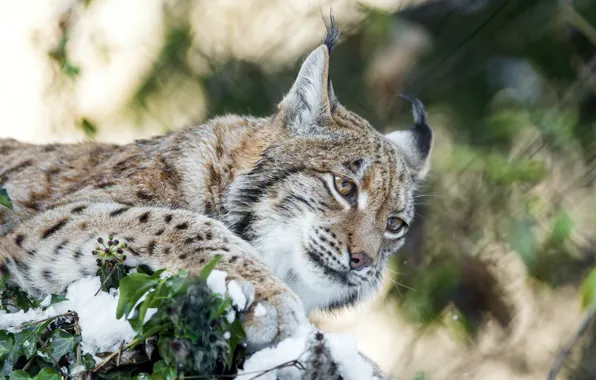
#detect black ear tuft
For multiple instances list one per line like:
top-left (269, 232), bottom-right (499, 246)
top-left (323, 9), bottom-right (341, 53)
top-left (385, 95), bottom-right (434, 181)
top-left (399, 94), bottom-right (432, 157)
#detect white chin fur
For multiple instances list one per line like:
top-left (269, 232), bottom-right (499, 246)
top-left (251, 214), bottom-right (356, 314)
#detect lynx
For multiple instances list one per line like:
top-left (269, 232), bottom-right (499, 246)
top-left (0, 18), bottom-right (433, 359)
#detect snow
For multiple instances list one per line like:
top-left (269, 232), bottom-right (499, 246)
top-left (206, 270), bottom-right (228, 296)
top-left (254, 303), bottom-right (267, 317)
top-left (40, 294), bottom-right (52, 307)
top-left (226, 309), bottom-right (236, 323)
top-left (0, 306), bottom-right (50, 332)
top-left (236, 324), bottom-right (377, 380)
top-left (1, 272), bottom-right (378, 380)
top-left (0, 276), bottom-right (136, 353)
top-left (227, 280), bottom-right (247, 310)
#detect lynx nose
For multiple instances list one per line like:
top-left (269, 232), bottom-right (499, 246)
top-left (349, 252), bottom-right (373, 270)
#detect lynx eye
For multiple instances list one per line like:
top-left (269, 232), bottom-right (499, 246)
top-left (333, 175), bottom-right (356, 198)
top-left (386, 217), bottom-right (406, 234)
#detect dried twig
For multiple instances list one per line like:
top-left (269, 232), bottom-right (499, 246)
top-left (18, 311), bottom-right (75, 329)
top-left (36, 335), bottom-right (67, 378)
top-left (92, 339), bottom-right (140, 372)
top-left (182, 350), bottom-right (309, 379)
top-left (73, 312), bottom-right (83, 380)
top-left (247, 358), bottom-right (305, 380)
top-left (116, 339), bottom-right (125, 367)
top-left (22, 339), bottom-right (50, 371)
top-left (547, 308), bottom-right (596, 380)
top-left (95, 265), bottom-right (118, 296)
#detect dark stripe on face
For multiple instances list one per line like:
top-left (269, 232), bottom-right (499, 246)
top-left (228, 154), bottom-right (307, 240)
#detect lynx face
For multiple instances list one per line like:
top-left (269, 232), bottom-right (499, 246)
top-left (225, 22), bottom-right (433, 313)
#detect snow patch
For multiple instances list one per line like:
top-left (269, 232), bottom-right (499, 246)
top-left (57, 277), bottom-right (136, 353)
top-left (254, 303), bottom-right (267, 317)
top-left (1, 273), bottom-right (378, 380)
top-left (206, 270), bottom-right (227, 296)
top-left (227, 280), bottom-right (246, 310)
top-left (0, 276), bottom-right (136, 353)
top-left (226, 309), bottom-right (236, 323)
top-left (236, 324), bottom-right (376, 380)
top-left (40, 294), bottom-right (52, 307)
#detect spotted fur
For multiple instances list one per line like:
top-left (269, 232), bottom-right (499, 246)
top-left (0, 17), bottom-right (433, 353)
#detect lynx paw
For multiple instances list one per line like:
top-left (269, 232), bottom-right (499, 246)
top-left (240, 292), bottom-right (308, 353)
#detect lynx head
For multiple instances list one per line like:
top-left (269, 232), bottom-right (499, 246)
top-left (225, 17), bottom-right (433, 313)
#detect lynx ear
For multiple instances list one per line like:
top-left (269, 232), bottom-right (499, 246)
top-left (280, 13), bottom-right (340, 135)
top-left (385, 97), bottom-right (433, 181)
top-left (280, 45), bottom-right (332, 134)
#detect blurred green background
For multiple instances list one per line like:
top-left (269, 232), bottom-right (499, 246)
top-left (1, 0), bottom-right (595, 378)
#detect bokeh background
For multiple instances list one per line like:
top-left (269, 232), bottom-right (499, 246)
top-left (1, 0), bottom-right (595, 378)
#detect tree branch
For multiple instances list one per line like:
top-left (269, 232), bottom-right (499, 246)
top-left (547, 308), bottom-right (596, 380)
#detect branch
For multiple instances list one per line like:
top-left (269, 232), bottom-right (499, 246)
top-left (36, 336), bottom-right (67, 378)
top-left (18, 311), bottom-right (75, 329)
top-left (547, 308), bottom-right (596, 380)
top-left (95, 264), bottom-right (118, 296)
top-left (182, 350), bottom-right (308, 379)
top-left (92, 339), bottom-right (140, 372)
top-left (73, 312), bottom-right (83, 380)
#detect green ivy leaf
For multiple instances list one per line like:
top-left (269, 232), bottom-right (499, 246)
top-left (0, 186), bottom-right (13, 210)
top-left (13, 287), bottom-right (38, 312)
top-left (14, 326), bottom-right (40, 359)
top-left (2, 359), bottom-right (16, 378)
top-left (49, 329), bottom-right (80, 360)
top-left (148, 268), bottom-right (167, 279)
top-left (165, 275), bottom-right (188, 297)
top-left (12, 320), bottom-right (51, 360)
top-left (36, 368), bottom-right (61, 380)
top-left (152, 360), bottom-right (177, 380)
top-left (9, 370), bottom-right (31, 380)
top-left (157, 337), bottom-right (175, 366)
top-left (0, 331), bottom-right (13, 359)
top-left (226, 317), bottom-right (246, 367)
top-left (581, 268), bottom-right (596, 309)
top-left (116, 273), bottom-right (159, 319)
top-left (139, 317), bottom-right (168, 339)
top-left (198, 255), bottom-right (223, 282)
top-left (98, 264), bottom-right (129, 293)
top-left (82, 352), bottom-right (96, 370)
top-left (129, 291), bottom-right (155, 332)
top-left (0, 270), bottom-right (10, 290)
top-left (213, 298), bottom-right (232, 319)
top-left (49, 294), bottom-right (69, 306)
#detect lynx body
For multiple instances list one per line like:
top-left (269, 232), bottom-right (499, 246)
top-left (0, 20), bottom-right (433, 354)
